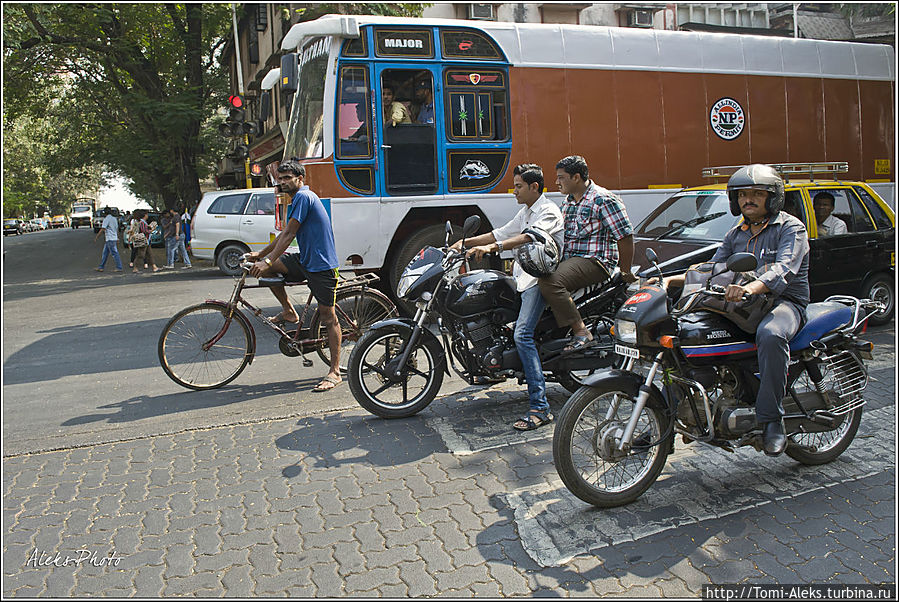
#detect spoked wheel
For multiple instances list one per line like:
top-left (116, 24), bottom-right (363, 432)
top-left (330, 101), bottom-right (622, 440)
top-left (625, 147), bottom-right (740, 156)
top-left (553, 384), bottom-right (671, 507)
top-left (158, 303), bottom-right (254, 390)
top-left (310, 288), bottom-right (397, 372)
top-left (785, 357), bottom-right (863, 465)
top-left (347, 325), bottom-right (444, 418)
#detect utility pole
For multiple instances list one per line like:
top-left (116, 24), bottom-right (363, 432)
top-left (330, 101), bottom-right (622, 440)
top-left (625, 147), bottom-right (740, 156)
top-left (231, 4), bottom-right (252, 188)
top-left (793, 3), bottom-right (799, 38)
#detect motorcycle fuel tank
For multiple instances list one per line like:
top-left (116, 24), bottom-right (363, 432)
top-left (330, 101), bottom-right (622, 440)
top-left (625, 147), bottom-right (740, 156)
top-left (445, 269), bottom-right (520, 318)
top-left (678, 311), bottom-right (757, 366)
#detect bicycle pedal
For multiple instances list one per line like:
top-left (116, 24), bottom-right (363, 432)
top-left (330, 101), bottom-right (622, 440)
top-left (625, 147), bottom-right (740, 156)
top-left (302, 358), bottom-right (313, 367)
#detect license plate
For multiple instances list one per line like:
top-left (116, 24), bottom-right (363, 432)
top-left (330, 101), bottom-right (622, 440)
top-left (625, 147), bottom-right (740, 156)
top-left (615, 344), bottom-right (640, 359)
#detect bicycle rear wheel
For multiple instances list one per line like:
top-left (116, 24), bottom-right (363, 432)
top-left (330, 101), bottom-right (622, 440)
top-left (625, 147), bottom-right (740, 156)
top-left (310, 287), bottom-right (397, 372)
top-left (158, 302), bottom-right (254, 390)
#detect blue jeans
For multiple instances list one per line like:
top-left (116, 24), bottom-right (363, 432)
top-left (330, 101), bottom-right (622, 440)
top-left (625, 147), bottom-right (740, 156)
top-left (174, 234), bottom-right (191, 266)
top-left (98, 240), bottom-right (123, 270)
top-left (165, 236), bottom-right (177, 266)
top-left (514, 286), bottom-right (549, 413)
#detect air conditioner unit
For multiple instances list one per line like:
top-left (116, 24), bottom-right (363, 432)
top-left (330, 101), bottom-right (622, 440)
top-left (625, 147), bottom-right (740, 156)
top-left (469, 3), bottom-right (495, 21)
top-left (628, 9), bottom-right (654, 28)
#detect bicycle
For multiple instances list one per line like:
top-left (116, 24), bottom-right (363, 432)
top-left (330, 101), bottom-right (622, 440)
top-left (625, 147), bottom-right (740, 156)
top-left (158, 254), bottom-right (397, 390)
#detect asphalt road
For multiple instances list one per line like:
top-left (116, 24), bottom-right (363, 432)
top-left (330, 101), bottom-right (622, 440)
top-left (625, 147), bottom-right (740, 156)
top-left (1, 228), bottom-right (471, 455)
top-left (2, 226), bottom-right (895, 595)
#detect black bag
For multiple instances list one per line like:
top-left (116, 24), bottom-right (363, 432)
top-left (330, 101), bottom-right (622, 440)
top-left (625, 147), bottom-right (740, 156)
top-left (681, 261), bottom-right (775, 333)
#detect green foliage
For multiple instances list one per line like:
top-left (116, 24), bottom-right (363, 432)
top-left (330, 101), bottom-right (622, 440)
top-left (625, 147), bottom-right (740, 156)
top-left (287, 3), bottom-right (429, 22)
top-left (3, 3), bottom-right (233, 209)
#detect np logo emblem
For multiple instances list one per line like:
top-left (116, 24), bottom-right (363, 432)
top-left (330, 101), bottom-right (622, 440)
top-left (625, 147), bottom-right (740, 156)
top-left (710, 97), bottom-right (745, 140)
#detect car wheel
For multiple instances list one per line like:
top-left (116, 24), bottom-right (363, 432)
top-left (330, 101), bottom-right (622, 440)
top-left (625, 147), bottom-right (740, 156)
top-left (861, 273), bottom-right (894, 326)
top-left (216, 244), bottom-right (249, 276)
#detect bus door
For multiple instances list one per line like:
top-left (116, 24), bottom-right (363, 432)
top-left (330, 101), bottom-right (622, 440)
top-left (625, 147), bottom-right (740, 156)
top-left (375, 64), bottom-right (441, 196)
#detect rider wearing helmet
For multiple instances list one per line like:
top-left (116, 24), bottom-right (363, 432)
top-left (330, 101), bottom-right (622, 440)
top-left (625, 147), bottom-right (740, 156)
top-left (667, 164), bottom-right (810, 455)
top-left (451, 163), bottom-right (563, 431)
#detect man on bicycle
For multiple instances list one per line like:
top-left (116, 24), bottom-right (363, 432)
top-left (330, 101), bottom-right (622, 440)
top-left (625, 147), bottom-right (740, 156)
top-left (247, 160), bottom-right (343, 393)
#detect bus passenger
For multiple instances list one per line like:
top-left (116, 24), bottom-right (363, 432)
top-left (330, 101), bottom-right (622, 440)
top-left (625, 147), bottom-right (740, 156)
top-left (247, 160), bottom-right (343, 393)
top-left (414, 79), bottom-right (435, 125)
top-left (538, 155), bottom-right (638, 352)
top-left (451, 164), bottom-right (563, 431)
top-left (383, 84), bottom-right (411, 127)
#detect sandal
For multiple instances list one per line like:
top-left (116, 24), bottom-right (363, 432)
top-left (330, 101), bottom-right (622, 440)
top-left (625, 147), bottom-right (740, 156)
top-left (513, 410), bottom-right (554, 431)
top-left (563, 332), bottom-right (594, 353)
top-left (312, 375), bottom-right (342, 392)
top-left (271, 313), bottom-right (300, 328)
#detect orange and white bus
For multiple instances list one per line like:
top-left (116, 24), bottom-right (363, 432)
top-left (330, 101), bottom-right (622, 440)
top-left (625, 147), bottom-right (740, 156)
top-left (276, 14), bottom-right (894, 293)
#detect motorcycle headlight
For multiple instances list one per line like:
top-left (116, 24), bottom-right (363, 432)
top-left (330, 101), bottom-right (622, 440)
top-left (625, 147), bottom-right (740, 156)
top-left (396, 273), bottom-right (416, 300)
top-left (615, 319), bottom-right (637, 344)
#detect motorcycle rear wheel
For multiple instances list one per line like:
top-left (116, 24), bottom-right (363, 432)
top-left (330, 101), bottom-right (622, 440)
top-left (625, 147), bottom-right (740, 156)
top-left (786, 407), bottom-right (862, 465)
top-left (348, 325), bottom-right (444, 418)
top-left (553, 384), bottom-right (671, 508)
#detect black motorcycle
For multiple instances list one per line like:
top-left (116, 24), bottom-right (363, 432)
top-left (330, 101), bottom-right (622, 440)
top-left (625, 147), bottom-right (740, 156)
top-left (553, 248), bottom-right (881, 508)
top-left (347, 215), bottom-right (629, 418)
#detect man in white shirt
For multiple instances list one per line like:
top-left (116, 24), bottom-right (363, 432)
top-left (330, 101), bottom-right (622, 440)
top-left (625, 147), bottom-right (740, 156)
top-left (451, 164), bottom-right (563, 431)
top-left (813, 191), bottom-right (848, 236)
top-left (94, 210), bottom-right (123, 272)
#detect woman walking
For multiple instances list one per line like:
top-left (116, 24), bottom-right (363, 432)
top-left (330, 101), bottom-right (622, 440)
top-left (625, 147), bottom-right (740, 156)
top-left (130, 210), bottom-right (162, 273)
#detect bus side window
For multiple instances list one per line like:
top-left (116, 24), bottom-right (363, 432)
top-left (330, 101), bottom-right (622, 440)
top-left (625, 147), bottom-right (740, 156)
top-left (443, 69), bottom-right (508, 142)
top-left (336, 66), bottom-right (372, 160)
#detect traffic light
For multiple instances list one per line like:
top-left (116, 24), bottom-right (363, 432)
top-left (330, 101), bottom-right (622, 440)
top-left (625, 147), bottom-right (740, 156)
top-left (228, 143), bottom-right (249, 160)
top-left (219, 95), bottom-right (247, 137)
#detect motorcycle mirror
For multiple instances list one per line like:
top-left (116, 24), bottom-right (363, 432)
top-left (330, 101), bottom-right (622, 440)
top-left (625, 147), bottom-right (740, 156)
top-left (645, 248), bottom-right (658, 264)
top-left (726, 252), bottom-right (758, 274)
top-left (462, 215), bottom-right (480, 238)
top-left (445, 220), bottom-right (452, 247)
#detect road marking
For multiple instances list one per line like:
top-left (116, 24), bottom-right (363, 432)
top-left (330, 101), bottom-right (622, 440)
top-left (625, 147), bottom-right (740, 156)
top-left (502, 404), bottom-right (895, 568)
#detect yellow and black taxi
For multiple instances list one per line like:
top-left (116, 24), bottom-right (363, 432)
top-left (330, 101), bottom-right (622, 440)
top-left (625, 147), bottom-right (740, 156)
top-left (633, 162), bottom-right (895, 325)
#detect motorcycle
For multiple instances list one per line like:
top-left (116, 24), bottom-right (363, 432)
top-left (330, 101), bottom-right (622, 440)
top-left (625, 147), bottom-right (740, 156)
top-left (553, 248), bottom-right (882, 508)
top-left (347, 215), bottom-right (629, 418)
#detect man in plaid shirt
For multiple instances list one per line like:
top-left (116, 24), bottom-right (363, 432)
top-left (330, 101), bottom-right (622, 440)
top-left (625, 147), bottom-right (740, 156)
top-left (538, 156), bottom-right (637, 351)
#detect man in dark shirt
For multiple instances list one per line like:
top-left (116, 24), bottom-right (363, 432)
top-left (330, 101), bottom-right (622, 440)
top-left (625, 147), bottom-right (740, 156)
top-left (667, 164), bottom-right (810, 455)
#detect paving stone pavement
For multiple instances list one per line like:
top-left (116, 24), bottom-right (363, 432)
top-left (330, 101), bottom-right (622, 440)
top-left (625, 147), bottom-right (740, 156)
top-left (3, 330), bottom-right (895, 596)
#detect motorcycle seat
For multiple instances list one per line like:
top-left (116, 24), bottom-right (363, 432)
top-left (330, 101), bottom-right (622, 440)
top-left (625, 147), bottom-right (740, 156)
top-left (788, 301), bottom-right (853, 351)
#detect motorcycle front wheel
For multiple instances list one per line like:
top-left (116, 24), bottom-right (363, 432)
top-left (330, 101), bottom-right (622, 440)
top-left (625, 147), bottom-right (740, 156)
top-left (348, 325), bottom-right (444, 418)
top-left (553, 384), bottom-right (671, 508)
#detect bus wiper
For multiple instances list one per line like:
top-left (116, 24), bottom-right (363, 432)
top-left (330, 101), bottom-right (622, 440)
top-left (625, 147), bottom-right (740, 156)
top-left (654, 212), bottom-right (726, 240)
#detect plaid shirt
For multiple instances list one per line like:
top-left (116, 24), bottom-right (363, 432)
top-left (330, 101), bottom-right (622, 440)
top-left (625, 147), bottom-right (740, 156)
top-left (561, 180), bottom-right (633, 268)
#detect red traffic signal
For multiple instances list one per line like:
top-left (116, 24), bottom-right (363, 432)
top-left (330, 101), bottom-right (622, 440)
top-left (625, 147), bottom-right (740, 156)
top-left (228, 94), bottom-right (244, 109)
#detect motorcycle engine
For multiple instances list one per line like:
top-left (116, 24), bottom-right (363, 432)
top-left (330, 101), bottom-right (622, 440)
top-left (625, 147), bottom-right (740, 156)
top-left (458, 317), bottom-right (513, 371)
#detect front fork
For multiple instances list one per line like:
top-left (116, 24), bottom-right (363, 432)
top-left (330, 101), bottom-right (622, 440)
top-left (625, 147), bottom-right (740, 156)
top-left (617, 352), bottom-right (664, 452)
top-left (390, 299), bottom-right (434, 380)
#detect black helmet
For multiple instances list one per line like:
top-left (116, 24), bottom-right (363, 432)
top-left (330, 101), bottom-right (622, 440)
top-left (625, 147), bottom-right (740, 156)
top-left (727, 164), bottom-right (785, 217)
top-left (515, 227), bottom-right (560, 277)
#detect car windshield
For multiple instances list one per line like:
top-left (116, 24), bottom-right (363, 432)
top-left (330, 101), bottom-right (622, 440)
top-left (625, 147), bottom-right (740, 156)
top-left (283, 36), bottom-right (330, 160)
top-left (73, 205), bottom-right (92, 213)
top-left (5, 220), bottom-right (16, 225)
top-left (636, 191), bottom-right (738, 241)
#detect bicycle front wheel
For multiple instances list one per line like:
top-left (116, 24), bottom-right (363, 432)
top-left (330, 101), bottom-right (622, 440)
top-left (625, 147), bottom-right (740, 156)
top-left (158, 303), bottom-right (254, 390)
top-left (311, 287), bottom-right (397, 371)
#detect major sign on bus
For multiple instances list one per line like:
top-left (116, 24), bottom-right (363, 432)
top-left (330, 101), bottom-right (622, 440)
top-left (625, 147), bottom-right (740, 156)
top-left (276, 15), bottom-right (894, 295)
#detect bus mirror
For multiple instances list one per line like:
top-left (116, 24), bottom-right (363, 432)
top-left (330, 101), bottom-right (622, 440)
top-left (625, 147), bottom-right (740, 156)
top-left (280, 53), bottom-right (298, 93)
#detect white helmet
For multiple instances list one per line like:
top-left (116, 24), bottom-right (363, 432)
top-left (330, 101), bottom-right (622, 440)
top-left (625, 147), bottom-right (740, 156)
top-left (515, 227), bottom-right (560, 277)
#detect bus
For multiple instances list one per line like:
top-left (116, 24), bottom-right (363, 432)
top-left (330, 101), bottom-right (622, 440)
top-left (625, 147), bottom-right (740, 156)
top-left (276, 14), bottom-right (894, 294)
top-left (70, 197), bottom-right (96, 229)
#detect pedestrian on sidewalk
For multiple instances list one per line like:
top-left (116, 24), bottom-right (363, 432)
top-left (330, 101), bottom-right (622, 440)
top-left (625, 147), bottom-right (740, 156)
top-left (161, 208), bottom-right (178, 269)
top-left (172, 206), bottom-right (192, 269)
top-left (131, 209), bottom-right (162, 273)
top-left (94, 209), bottom-right (123, 272)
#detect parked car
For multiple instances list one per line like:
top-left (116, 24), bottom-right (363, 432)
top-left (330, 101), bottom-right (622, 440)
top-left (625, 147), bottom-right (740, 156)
top-left (29, 219), bottom-right (46, 231)
top-left (4, 219), bottom-right (23, 236)
top-left (190, 188), bottom-right (278, 275)
top-left (50, 215), bottom-right (67, 228)
top-left (633, 165), bottom-right (895, 325)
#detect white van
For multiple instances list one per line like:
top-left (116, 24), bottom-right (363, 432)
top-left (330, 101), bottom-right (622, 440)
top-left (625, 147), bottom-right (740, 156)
top-left (191, 188), bottom-right (278, 275)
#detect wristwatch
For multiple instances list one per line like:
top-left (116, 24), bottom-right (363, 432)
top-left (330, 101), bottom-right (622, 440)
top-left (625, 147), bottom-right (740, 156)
top-left (263, 257), bottom-right (272, 266)
top-left (496, 240), bottom-right (504, 252)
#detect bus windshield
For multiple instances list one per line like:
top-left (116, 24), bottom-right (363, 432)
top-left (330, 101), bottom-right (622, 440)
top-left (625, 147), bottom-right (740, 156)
top-left (72, 205), bottom-right (92, 214)
top-left (284, 37), bottom-right (330, 160)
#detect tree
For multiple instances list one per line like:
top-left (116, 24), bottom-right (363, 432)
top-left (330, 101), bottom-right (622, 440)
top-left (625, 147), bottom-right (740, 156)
top-left (3, 4), bottom-right (233, 210)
